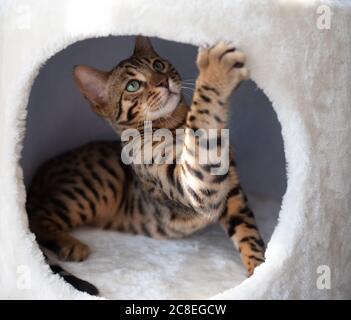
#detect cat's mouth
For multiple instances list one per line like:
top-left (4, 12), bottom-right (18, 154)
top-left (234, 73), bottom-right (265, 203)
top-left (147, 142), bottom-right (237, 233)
top-left (146, 81), bottom-right (181, 121)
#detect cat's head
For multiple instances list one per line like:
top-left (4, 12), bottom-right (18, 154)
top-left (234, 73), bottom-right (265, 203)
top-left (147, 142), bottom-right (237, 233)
top-left (73, 36), bottom-right (184, 131)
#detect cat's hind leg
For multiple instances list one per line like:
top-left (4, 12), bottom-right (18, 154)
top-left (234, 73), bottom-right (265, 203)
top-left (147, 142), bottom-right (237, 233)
top-left (28, 203), bottom-right (90, 262)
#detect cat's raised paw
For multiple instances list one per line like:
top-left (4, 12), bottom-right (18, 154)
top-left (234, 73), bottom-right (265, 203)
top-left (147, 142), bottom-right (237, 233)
top-left (197, 42), bottom-right (249, 97)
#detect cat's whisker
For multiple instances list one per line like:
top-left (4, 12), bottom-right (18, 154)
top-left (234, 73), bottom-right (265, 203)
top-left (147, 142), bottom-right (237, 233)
top-left (181, 89), bottom-right (195, 94)
top-left (181, 76), bottom-right (197, 81)
top-left (182, 93), bottom-right (194, 101)
top-left (182, 92), bottom-right (193, 99)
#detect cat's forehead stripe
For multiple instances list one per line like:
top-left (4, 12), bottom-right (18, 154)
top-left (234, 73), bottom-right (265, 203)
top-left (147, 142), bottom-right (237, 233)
top-left (118, 69), bottom-right (146, 82)
top-left (126, 70), bottom-right (136, 77)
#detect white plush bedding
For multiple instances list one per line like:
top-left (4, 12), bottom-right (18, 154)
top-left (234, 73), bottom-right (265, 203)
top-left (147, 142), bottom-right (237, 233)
top-left (60, 193), bottom-right (280, 299)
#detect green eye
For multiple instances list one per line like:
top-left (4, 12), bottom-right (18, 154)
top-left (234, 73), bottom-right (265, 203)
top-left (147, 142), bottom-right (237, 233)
top-left (153, 60), bottom-right (165, 72)
top-left (126, 80), bottom-right (141, 92)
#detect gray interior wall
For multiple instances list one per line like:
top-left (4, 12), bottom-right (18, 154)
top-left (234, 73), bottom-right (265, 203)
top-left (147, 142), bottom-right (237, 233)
top-left (22, 36), bottom-right (286, 198)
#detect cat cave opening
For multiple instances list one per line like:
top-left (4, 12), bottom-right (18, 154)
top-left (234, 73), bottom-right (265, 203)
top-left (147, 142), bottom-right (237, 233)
top-left (21, 36), bottom-right (287, 299)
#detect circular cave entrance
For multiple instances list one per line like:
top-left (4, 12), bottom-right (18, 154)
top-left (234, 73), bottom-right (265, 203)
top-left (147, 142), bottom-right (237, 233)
top-left (22, 36), bottom-right (286, 299)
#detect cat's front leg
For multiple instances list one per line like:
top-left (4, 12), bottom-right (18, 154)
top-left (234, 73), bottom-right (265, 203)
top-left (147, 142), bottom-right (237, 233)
top-left (179, 44), bottom-right (265, 275)
top-left (219, 165), bottom-right (265, 276)
top-left (186, 42), bottom-right (249, 130)
top-left (178, 43), bottom-right (249, 213)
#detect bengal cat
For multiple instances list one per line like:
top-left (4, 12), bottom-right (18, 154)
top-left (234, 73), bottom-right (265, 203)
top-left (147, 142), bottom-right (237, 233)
top-left (26, 36), bottom-right (265, 295)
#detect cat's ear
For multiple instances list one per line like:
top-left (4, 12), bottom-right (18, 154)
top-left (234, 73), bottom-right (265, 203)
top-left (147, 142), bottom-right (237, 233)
top-left (73, 65), bottom-right (110, 116)
top-left (134, 36), bottom-right (157, 56)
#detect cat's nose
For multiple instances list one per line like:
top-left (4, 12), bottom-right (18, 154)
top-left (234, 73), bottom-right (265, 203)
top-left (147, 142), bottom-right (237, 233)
top-left (156, 78), bottom-right (169, 89)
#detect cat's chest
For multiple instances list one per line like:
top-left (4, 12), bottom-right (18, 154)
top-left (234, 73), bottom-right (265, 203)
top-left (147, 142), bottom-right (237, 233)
top-left (132, 164), bottom-right (186, 209)
top-left (134, 166), bottom-right (167, 197)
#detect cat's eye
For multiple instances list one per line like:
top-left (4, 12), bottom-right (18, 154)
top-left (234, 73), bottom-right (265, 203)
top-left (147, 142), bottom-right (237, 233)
top-left (153, 60), bottom-right (165, 72)
top-left (126, 80), bottom-right (141, 92)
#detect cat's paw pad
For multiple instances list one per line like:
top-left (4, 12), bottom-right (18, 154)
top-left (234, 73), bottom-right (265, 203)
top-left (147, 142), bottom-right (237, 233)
top-left (58, 241), bottom-right (90, 262)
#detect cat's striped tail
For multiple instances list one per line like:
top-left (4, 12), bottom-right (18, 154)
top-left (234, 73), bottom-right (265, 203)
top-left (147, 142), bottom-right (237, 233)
top-left (49, 264), bottom-right (99, 295)
top-left (45, 254), bottom-right (99, 296)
